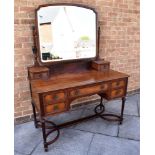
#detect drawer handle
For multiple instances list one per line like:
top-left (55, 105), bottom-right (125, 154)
top-left (116, 82), bottom-right (120, 86)
top-left (46, 100), bottom-right (51, 104)
top-left (44, 95), bottom-right (52, 104)
top-left (53, 95), bottom-right (58, 101)
top-left (100, 85), bottom-right (105, 89)
top-left (34, 73), bottom-right (41, 78)
top-left (115, 90), bottom-right (121, 95)
top-left (53, 104), bottom-right (59, 111)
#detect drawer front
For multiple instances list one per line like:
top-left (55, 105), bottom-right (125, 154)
top-left (45, 102), bottom-right (66, 115)
top-left (111, 80), bottom-right (125, 89)
top-left (100, 64), bottom-right (109, 71)
top-left (44, 92), bottom-right (65, 104)
top-left (70, 83), bottom-right (108, 98)
top-left (110, 88), bottom-right (125, 99)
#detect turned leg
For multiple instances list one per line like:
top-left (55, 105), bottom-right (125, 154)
top-left (94, 96), bottom-right (105, 114)
top-left (99, 96), bottom-right (103, 110)
top-left (120, 97), bottom-right (126, 124)
top-left (31, 101), bottom-right (38, 128)
top-left (41, 119), bottom-right (48, 152)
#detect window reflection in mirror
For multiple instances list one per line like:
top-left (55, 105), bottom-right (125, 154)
top-left (37, 5), bottom-right (96, 62)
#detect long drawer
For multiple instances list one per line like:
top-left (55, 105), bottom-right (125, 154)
top-left (69, 83), bottom-right (109, 98)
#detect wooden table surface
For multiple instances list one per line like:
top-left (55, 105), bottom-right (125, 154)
top-left (31, 69), bottom-right (129, 93)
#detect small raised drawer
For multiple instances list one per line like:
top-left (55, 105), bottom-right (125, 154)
top-left (28, 66), bottom-right (49, 80)
top-left (70, 83), bottom-right (108, 98)
top-left (44, 91), bottom-right (65, 104)
top-left (45, 102), bottom-right (66, 115)
top-left (111, 80), bottom-right (125, 89)
top-left (110, 88), bottom-right (125, 99)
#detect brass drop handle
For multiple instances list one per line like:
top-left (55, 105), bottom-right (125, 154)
top-left (53, 95), bottom-right (58, 101)
top-left (104, 65), bottom-right (107, 69)
top-left (53, 104), bottom-right (59, 111)
top-left (115, 90), bottom-right (121, 95)
top-left (100, 85), bottom-right (105, 89)
top-left (116, 82), bottom-right (120, 86)
top-left (47, 100), bottom-right (51, 104)
top-left (101, 84), bottom-right (108, 90)
top-left (45, 95), bottom-right (52, 104)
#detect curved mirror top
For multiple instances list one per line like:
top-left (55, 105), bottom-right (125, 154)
top-left (37, 5), bottom-right (97, 62)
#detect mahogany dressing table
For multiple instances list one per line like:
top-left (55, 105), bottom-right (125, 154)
top-left (28, 3), bottom-right (129, 152)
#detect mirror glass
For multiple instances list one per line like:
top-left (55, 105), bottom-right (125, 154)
top-left (37, 5), bottom-right (97, 62)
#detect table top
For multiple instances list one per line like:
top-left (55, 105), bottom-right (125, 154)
top-left (30, 69), bottom-right (129, 93)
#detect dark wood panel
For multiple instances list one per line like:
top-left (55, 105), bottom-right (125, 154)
top-left (48, 60), bottom-right (92, 75)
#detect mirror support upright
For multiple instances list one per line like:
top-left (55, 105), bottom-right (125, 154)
top-left (96, 26), bottom-right (101, 61)
top-left (32, 26), bottom-right (40, 67)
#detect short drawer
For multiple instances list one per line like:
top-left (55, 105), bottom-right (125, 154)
top-left (110, 88), bottom-right (125, 99)
top-left (111, 80), bottom-right (125, 89)
top-left (44, 91), bottom-right (66, 104)
top-left (70, 83), bottom-right (108, 98)
top-left (45, 102), bottom-right (66, 115)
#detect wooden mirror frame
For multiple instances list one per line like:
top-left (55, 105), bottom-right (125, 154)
top-left (34, 3), bottom-right (100, 66)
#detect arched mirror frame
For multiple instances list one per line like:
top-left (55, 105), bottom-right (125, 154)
top-left (34, 3), bottom-right (99, 66)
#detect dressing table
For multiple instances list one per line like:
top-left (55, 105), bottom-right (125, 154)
top-left (28, 3), bottom-right (129, 152)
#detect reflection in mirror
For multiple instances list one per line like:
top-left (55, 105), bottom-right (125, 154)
top-left (37, 5), bottom-right (96, 62)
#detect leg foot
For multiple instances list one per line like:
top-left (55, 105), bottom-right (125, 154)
top-left (119, 118), bottom-right (123, 125)
top-left (40, 119), bottom-right (60, 152)
top-left (31, 101), bottom-right (38, 128)
top-left (42, 119), bottom-right (47, 152)
top-left (120, 97), bottom-right (126, 124)
top-left (44, 145), bottom-right (48, 152)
